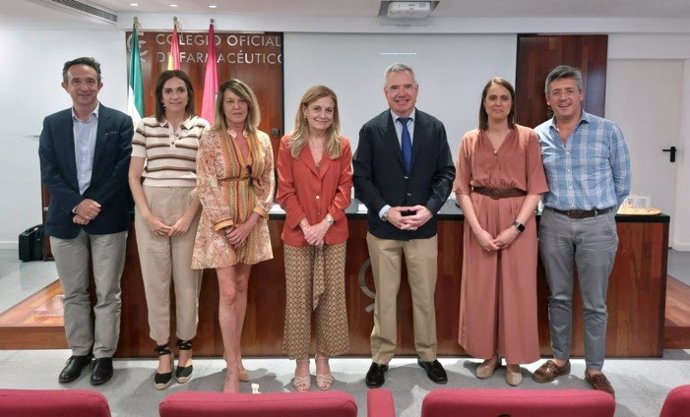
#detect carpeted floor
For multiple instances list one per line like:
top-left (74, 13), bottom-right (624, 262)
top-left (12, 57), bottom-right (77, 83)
top-left (1, 350), bottom-right (689, 417)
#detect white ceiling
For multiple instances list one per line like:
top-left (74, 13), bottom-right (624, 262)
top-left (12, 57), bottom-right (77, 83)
top-left (4, 0), bottom-right (690, 32)
top-left (89, 0), bottom-right (690, 18)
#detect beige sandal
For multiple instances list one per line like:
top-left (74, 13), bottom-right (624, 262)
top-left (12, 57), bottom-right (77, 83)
top-left (315, 356), bottom-right (334, 390)
top-left (476, 356), bottom-right (501, 379)
top-left (293, 359), bottom-right (311, 392)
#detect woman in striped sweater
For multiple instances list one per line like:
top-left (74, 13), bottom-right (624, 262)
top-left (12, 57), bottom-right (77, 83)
top-left (128, 70), bottom-right (209, 390)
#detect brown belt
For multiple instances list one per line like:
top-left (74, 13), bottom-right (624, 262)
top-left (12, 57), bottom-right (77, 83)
top-left (547, 207), bottom-right (614, 219)
top-left (472, 187), bottom-right (527, 200)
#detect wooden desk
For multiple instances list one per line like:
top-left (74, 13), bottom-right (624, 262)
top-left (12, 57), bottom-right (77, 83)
top-left (115, 202), bottom-right (669, 358)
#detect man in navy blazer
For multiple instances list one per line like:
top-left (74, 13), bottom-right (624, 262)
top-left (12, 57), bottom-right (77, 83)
top-left (353, 63), bottom-right (455, 388)
top-left (38, 57), bottom-right (133, 386)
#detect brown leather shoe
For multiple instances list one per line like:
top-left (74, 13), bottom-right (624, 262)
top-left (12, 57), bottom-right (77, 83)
top-left (532, 359), bottom-right (571, 383)
top-left (585, 371), bottom-right (615, 397)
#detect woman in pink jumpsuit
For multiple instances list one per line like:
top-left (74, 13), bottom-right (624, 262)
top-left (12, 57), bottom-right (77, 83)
top-left (454, 77), bottom-right (547, 386)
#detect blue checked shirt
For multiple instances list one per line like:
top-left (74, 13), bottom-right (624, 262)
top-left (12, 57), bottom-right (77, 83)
top-left (535, 111), bottom-right (631, 211)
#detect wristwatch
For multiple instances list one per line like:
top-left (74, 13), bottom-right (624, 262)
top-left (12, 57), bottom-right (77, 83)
top-left (512, 221), bottom-right (525, 232)
top-left (325, 214), bottom-right (334, 225)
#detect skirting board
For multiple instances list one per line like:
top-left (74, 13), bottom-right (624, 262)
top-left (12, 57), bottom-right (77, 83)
top-left (0, 241), bottom-right (17, 250)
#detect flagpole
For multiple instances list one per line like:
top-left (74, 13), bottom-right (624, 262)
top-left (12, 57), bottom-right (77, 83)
top-left (168, 16), bottom-right (181, 71)
top-left (201, 18), bottom-right (219, 124)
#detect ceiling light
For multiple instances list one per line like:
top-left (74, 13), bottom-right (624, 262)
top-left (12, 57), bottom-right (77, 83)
top-left (169, 4), bottom-right (178, 7)
top-left (208, 4), bottom-right (217, 8)
top-left (129, 2), bottom-right (138, 6)
top-left (387, 1), bottom-right (432, 18)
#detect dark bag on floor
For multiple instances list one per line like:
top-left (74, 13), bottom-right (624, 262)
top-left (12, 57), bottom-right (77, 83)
top-left (18, 225), bottom-right (43, 261)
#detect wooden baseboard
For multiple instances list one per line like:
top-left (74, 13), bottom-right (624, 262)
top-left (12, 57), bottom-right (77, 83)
top-left (2, 275), bottom-right (690, 351)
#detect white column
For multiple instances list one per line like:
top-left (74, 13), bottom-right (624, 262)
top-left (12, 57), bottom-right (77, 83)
top-left (672, 59), bottom-right (690, 250)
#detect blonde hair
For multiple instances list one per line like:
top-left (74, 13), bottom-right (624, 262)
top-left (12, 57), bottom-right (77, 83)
top-left (288, 85), bottom-right (341, 159)
top-left (213, 78), bottom-right (264, 161)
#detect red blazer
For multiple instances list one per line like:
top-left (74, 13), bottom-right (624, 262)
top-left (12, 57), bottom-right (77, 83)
top-left (276, 134), bottom-right (353, 247)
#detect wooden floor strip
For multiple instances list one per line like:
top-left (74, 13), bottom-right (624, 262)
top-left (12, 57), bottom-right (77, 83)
top-left (0, 280), bottom-right (66, 349)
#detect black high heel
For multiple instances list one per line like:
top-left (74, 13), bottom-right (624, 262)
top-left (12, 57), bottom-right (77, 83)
top-left (153, 344), bottom-right (173, 390)
top-left (175, 339), bottom-right (193, 384)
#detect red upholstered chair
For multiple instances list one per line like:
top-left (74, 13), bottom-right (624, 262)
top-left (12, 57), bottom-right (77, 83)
top-left (367, 388), bottom-right (397, 417)
top-left (660, 385), bottom-right (690, 417)
top-left (0, 389), bottom-right (111, 417)
top-left (421, 388), bottom-right (615, 417)
top-left (160, 391), bottom-right (358, 417)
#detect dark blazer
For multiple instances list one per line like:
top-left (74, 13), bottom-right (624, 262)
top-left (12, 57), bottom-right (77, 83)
top-left (353, 108), bottom-right (455, 240)
top-left (38, 104), bottom-right (133, 239)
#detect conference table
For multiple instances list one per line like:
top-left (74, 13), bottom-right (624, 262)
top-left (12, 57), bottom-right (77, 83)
top-left (116, 200), bottom-right (669, 358)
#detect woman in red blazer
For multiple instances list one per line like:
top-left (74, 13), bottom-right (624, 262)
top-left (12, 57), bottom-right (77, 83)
top-left (276, 85), bottom-right (353, 392)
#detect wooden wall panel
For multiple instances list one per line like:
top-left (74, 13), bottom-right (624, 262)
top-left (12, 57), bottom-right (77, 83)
top-left (115, 216), bottom-right (668, 359)
top-left (127, 31), bottom-right (284, 154)
top-left (515, 35), bottom-right (608, 128)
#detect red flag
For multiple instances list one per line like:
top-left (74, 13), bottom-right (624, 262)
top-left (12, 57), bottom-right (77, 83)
top-left (167, 18), bottom-right (180, 70)
top-left (201, 21), bottom-right (218, 124)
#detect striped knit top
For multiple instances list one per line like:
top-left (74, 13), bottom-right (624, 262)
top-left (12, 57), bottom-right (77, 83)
top-left (132, 115), bottom-right (210, 187)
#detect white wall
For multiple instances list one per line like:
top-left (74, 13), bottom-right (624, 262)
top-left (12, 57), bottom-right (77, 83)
top-left (605, 60), bottom-right (682, 244)
top-left (0, 29), bottom-right (127, 248)
top-left (2, 29), bottom-right (690, 250)
top-left (284, 33), bottom-right (516, 156)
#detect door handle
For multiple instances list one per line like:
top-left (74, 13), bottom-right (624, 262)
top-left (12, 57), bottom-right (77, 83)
top-left (662, 146), bottom-right (677, 163)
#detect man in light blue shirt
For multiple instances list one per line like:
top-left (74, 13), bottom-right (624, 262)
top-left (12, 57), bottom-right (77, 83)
top-left (532, 65), bottom-right (631, 397)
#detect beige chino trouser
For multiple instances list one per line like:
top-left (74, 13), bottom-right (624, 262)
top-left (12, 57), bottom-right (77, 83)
top-left (367, 233), bottom-right (439, 364)
top-left (135, 186), bottom-right (202, 345)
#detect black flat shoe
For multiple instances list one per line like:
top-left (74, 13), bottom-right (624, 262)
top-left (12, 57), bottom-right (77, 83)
top-left (365, 362), bottom-right (388, 388)
top-left (90, 357), bottom-right (114, 386)
top-left (418, 358), bottom-right (448, 384)
top-left (175, 339), bottom-right (193, 384)
top-left (58, 355), bottom-right (92, 384)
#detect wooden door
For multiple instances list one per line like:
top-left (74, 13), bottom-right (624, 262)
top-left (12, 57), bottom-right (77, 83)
top-left (515, 35), bottom-right (607, 128)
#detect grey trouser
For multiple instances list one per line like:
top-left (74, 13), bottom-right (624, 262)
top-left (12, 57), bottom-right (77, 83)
top-left (538, 208), bottom-right (618, 370)
top-left (51, 230), bottom-right (127, 358)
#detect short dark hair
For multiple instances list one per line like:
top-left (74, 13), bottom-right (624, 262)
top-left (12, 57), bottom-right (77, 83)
top-left (478, 77), bottom-right (516, 130)
top-left (62, 57), bottom-right (101, 83)
top-left (544, 65), bottom-right (584, 94)
top-left (154, 70), bottom-right (196, 122)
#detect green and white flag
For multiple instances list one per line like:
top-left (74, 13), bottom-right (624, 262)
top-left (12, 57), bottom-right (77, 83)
top-left (128, 18), bottom-right (144, 125)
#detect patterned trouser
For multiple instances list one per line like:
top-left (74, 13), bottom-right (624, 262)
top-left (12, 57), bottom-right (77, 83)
top-left (282, 242), bottom-right (350, 359)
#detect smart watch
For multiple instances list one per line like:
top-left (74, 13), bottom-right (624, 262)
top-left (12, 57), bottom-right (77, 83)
top-left (512, 221), bottom-right (525, 232)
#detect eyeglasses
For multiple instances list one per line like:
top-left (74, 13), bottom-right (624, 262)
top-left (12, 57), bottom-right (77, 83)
top-left (548, 88), bottom-right (579, 98)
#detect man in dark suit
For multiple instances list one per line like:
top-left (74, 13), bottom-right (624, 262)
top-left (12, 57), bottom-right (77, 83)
top-left (353, 63), bottom-right (455, 388)
top-left (38, 57), bottom-right (133, 385)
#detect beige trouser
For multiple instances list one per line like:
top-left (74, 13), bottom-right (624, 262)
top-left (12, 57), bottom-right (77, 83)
top-left (367, 232), bottom-right (438, 364)
top-left (135, 186), bottom-right (202, 345)
top-left (51, 230), bottom-right (127, 358)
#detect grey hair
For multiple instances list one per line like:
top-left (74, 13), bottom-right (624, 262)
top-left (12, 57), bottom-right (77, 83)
top-left (384, 63), bottom-right (417, 88)
top-left (544, 65), bottom-right (584, 94)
